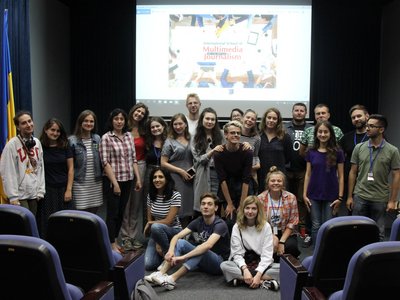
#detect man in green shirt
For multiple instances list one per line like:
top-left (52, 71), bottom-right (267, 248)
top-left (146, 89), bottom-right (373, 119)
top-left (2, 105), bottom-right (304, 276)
top-left (347, 114), bottom-right (400, 240)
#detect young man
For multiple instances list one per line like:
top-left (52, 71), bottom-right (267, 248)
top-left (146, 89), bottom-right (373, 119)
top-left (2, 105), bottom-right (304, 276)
top-left (214, 121), bottom-right (253, 228)
top-left (299, 104), bottom-right (344, 157)
top-left (347, 114), bottom-right (400, 240)
top-left (145, 192), bottom-right (230, 290)
top-left (185, 93), bottom-right (201, 136)
top-left (284, 103), bottom-right (312, 237)
top-left (0, 111), bottom-right (45, 215)
top-left (340, 104), bottom-right (369, 167)
top-left (340, 105), bottom-right (369, 203)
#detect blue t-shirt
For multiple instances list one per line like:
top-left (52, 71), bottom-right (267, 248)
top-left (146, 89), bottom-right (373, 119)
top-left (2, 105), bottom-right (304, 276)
top-left (305, 149), bottom-right (344, 201)
top-left (187, 216), bottom-right (230, 260)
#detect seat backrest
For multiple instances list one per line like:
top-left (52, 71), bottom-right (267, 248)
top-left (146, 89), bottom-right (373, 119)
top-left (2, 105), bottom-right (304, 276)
top-left (389, 217), bottom-right (400, 241)
top-left (337, 241), bottom-right (400, 299)
top-left (308, 216), bottom-right (380, 295)
top-left (0, 204), bottom-right (39, 237)
top-left (47, 210), bottom-right (117, 292)
top-left (0, 235), bottom-right (82, 300)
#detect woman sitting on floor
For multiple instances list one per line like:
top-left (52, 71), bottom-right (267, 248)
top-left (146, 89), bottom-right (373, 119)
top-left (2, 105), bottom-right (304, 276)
top-left (220, 195), bottom-right (278, 290)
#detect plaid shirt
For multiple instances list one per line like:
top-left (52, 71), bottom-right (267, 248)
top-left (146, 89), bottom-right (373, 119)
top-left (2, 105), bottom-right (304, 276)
top-left (258, 190), bottom-right (299, 232)
top-left (100, 131), bottom-right (137, 182)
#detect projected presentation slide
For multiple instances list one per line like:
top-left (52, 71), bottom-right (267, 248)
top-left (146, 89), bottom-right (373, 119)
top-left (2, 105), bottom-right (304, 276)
top-left (136, 3), bottom-right (311, 118)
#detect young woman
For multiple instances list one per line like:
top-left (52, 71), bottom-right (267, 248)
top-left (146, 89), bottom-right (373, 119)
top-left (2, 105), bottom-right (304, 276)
top-left (303, 120), bottom-right (344, 245)
top-left (145, 116), bottom-right (168, 174)
top-left (240, 109), bottom-right (261, 192)
top-left (161, 113), bottom-right (194, 222)
top-left (37, 118), bottom-right (73, 238)
top-left (258, 107), bottom-right (291, 193)
top-left (143, 168), bottom-right (182, 271)
top-left (100, 108), bottom-right (142, 253)
top-left (120, 103), bottom-right (149, 251)
top-left (191, 107), bottom-right (224, 213)
top-left (230, 108), bottom-right (244, 123)
top-left (220, 195), bottom-right (276, 289)
top-left (69, 110), bottom-right (103, 213)
top-left (258, 166), bottom-right (300, 258)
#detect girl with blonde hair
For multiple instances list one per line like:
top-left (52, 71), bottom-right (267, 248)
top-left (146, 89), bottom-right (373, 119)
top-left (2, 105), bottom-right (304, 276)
top-left (220, 196), bottom-right (278, 290)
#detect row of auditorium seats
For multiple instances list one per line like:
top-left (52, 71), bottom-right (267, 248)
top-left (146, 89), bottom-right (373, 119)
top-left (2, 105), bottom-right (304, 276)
top-left (0, 204), bottom-right (145, 300)
top-left (279, 216), bottom-right (400, 300)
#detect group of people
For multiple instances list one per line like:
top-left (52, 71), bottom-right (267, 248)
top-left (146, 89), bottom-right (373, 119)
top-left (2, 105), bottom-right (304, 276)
top-left (0, 94), bottom-right (399, 290)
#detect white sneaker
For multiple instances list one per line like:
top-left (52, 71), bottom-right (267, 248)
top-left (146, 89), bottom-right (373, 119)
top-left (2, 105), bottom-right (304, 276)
top-left (152, 272), bottom-right (168, 286)
top-left (161, 274), bottom-right (176, 291)
top-left (144, 271), bottom-right (161, 283)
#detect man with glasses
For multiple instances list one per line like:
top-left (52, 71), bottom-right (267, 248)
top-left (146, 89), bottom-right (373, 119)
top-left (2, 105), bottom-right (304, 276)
top-left (347, 114), bottom-right (400, 240)
top-left (214, 121), bottom-right (253, 231)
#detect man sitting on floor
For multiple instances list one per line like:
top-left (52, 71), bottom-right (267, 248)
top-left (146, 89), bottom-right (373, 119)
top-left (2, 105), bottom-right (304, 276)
top-left (145, 192), bottom-right (230, 290)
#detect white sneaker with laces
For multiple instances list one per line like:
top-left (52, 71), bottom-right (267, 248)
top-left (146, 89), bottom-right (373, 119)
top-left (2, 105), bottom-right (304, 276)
top-left (161, 274), bottom-right (176, 291)
top-left (144, 271), bottom-right (161, 284)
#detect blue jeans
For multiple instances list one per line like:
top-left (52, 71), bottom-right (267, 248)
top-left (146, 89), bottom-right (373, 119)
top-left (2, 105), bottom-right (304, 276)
top-left (175, 239), bottom-right (223, 275)
top-left (352, 194), bottom-right (386, 241)
top-left (311, 199), bottom-right (334, 243)
top-left (145, 224), bottom-right (181, 270)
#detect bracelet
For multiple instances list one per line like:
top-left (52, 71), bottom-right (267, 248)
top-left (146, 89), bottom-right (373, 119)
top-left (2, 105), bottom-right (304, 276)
top-left (338, 197), bottom-right (343, 201)
top-left (279, 241), bottom-right (285, 245)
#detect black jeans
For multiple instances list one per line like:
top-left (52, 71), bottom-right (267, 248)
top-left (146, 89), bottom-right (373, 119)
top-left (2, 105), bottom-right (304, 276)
top-left (104, 177), bottom-right (133, 243)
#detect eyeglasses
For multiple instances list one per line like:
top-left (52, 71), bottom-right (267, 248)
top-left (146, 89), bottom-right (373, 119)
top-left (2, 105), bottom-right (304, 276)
top-left (366, 124), bottom-right (383, 129)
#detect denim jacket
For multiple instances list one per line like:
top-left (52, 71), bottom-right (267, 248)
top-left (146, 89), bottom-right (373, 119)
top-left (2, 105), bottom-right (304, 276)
top-left (68, 134), bottom-right (102, 183)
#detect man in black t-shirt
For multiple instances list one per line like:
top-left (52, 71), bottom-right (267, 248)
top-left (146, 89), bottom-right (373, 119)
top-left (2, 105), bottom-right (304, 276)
top-left (340, 104), bottom-right (369, 177)
top-left (284, 103), bottom-right (312, 237)
top-left (145, 192), bottom-right (230, 290)
top-left (339, 104), bottom-right (369, 210)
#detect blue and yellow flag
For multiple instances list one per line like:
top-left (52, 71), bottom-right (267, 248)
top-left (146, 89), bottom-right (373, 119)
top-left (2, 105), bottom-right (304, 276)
top-left (1, 9), bottom-right (16, 203)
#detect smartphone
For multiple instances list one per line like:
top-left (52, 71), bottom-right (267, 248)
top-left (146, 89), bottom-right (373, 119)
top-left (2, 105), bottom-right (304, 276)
top-left (187, 167), bottom-right (196, 177)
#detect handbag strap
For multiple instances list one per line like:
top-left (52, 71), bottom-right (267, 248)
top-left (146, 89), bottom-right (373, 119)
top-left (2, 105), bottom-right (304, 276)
top-left (238, 228), bottom-right (251, 252)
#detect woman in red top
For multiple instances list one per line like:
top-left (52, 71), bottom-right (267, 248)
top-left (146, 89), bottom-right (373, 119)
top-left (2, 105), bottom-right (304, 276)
top-left (120, 103), bottom-right (149, 251)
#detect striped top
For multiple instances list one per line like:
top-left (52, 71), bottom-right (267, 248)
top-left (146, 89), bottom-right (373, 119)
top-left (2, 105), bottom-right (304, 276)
top-left (73, 138), bottom-right (103, 209)
top-left (147, 191), bottom-right (182, 228)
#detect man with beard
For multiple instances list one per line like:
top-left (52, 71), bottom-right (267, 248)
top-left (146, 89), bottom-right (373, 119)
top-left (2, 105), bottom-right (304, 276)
top-left (185, 93), bottom-right (201, 136)
top-left (285, 103), bottom-right (312, 237)
top-left (347, 114), bottom-right (400, 241)
top-left (340, 105), bottom-right (369, 185)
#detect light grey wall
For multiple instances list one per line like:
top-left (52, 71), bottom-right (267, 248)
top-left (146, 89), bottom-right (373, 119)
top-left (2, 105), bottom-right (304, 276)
top-left (380, 0), bottom-right (400, 149)
top-left (30, 0), bottom-right (70, 134)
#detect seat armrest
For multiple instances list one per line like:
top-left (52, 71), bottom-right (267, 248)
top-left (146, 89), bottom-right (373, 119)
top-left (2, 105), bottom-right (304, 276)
top-left (113, 249), bottom-right (145, 300)
top-left (115, 249), bottom-right (144, 268)
top-left (81, 281), bottom-right (114, 300)
top-left (280, 254), bottom-right (309, 300)
top-left (302, 287), bottom-right (327, 300)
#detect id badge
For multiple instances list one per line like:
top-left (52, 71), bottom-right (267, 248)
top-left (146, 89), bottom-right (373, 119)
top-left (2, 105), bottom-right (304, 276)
top-left (273, 226), bottom-right (278, 235)
top-left (367, 172), bottom-right (374, 181)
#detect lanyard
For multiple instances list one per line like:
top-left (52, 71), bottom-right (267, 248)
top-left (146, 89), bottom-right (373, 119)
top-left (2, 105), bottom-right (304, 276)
top-left (153, 145), bottom-right (161, 166)
top-left (268, 192), bottom-right (281, 225)
top-left (354, 132), bottom-right (367, 146)
top-left (369, 139), bottom-right (384, 172)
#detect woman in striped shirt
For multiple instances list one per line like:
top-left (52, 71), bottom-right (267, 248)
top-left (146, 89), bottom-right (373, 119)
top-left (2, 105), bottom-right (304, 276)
top-left (69, 110), bottom-right (103, 213)
top-left (144, 167), bottom-right (182, 271)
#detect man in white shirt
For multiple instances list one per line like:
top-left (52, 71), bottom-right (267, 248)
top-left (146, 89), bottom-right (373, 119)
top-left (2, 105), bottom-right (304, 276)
top-left (185, 93), bottom-right (201, 136)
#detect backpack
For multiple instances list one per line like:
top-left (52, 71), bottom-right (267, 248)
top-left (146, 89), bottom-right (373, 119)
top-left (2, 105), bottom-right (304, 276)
top-left (132, 279), bottom-right (160, 300)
